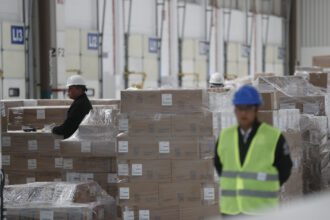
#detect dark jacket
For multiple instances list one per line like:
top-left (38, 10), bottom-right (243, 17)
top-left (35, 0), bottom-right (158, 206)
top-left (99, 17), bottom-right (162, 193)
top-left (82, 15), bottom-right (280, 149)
top-left (52, 93), bottom-right (92, 139)
top-left (214, 120), bottom-right (293, 186)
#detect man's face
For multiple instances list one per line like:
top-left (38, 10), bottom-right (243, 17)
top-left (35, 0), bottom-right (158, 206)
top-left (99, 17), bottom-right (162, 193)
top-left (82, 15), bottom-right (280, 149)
top-left (67, 86), bottom-right (82, 99)
top-left (234, 105), bottom-right (258, 129)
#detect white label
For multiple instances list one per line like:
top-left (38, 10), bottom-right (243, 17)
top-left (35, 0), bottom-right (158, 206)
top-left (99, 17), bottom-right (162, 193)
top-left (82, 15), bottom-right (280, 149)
top-left (204, 187), bottom-right (215, 201)
top-left (120, 187), bottom-right (130, 199)
top-left (279, 103), bottom-right (296, 109)
top-left (2, 136), bottom-right (11, 147)
top-left (24, 100), bottom-right (38, 106)
top-left (118, 163), bottom-right (129, 176)
top-left (132, 164), bottom-right (143, 176)
top-left (118, 141), bottom-right (129, 153)
top-left (36, 109), bottom-right (46, 119)
top-left (2, 155), bottom-right (10, 166)
top-left (139, 210), bottom-right (150, 220)
top-left (123, 211), bottom-right (134, 220)
top-left (81, 141), bottom-right (92, 153)
top-left (66, 172), bottom-right (80, 182)
top-left (303, 103), bottom-right (320, 115)
top-left (107, 173), bottom-right (118, 183)
top-left (28, 159), bottom-right (37, 170)
top-left (81, 173), bottom-right (94, 181)
top-left (119, 119), bottom-right (129, 131)
top-left (28, 140), bottom-right (38, 151)
top-left (54, 139), bottom-right (61, 150)
top-left (55, 158), bottom-right (63, 168)
top-left (159, 141), bottom-right (170, 154)
top-left (162, 94), bottom-right (173, 106)
top-left (63, 159), bottom-right (73, 169)
top-left (26, 177), bottom-right (36, 183)
top-left (257, 172), bottom-right (267, 181)
top-left (40, 210), bottom-right (54, 220)
top-left (1, 102), bottom-right (5, 117)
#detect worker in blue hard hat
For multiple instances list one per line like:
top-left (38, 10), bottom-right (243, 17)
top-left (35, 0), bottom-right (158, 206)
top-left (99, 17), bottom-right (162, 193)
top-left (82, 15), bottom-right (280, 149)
top-left (214, 85), bottom-right (293, 217)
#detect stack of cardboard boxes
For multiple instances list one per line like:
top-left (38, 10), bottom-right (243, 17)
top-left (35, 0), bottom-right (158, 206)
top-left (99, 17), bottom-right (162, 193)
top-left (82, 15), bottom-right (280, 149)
top-left (1, 103), bottom-right (69, 184)
top-left (4, 181), bottom-right (116, 219)
top-left (1, 99), bottom-right (120, 186)
top-left (60, 107), bottom-right (119, 197)
top-left (116, 89), bottom-right (219, 220)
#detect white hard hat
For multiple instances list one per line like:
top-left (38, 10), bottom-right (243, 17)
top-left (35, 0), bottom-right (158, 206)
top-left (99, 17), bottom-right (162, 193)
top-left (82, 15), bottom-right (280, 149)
top-left (209, 72), bottom-right (224, 84)
top-left (66, 75), bottom-right (87, 87)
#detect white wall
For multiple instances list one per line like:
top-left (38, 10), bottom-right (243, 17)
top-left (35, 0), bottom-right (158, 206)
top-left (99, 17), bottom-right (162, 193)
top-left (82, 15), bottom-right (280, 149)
top-left (298, 0), bottom-right (330, 67)
top-left (0, 0), bottom-right (22, 23)
top-left (65, 0), bottom-right (97, 29)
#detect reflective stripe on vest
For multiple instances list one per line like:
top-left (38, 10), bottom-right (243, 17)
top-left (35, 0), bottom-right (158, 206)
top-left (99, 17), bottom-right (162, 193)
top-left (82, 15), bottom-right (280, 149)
top-left (221, 171), bottom-right (279, 181)
top-left (218, 123), bottom-right (281, 215)
top-left (221, 189), bottom-right (279, 199)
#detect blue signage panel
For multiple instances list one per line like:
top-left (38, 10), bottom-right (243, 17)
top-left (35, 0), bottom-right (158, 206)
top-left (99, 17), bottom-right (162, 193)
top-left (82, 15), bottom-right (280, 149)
top-left (87, 33), bottom-right (99, 50)
top-left (149, 38), bottom-right (159, 53)
top-left (11, 25), bottom-right (24, 45)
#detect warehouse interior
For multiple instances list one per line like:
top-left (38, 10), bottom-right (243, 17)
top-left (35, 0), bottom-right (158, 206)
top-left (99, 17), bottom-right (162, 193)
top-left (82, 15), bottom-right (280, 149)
top-left (1, 0), bottom-right (330, 219)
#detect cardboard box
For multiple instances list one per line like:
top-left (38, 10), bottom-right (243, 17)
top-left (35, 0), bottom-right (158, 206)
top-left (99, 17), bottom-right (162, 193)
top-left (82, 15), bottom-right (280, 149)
top-left (1, 131), bottom-right (63, 155)
top-left (121, 89), bottom-right (208, 114)
top-left (62, 157), bottom-right (116, 172)
top-left (308, 72), bottom-right (330, 89)
top-left (313, 55), bottom-right (330, 68)
top-left (37, 99), bottom-right (73, 106)
top-left (118, 183), bottom-right (159, 207)
top-left (90, 99), bottom-right (121, 107)
top-left (6, 204), bottom-right (109, 220)
top-left (8, 106), bottom-right (68, 130)
top-left (5, 171), bottom-right (62, 185)
top-left (118, 205), bottom-right (180, 220)
top-left (171, 111), bottom-right (213, 136)
top-left (0, 100), bottom-right (24, 131)
top-left (260, 92), bottom-right (279, 111)
top-left (60, 139), bottom-right (116, 157)
top-left (180, 205), bottom-right (220, 220)
top-left (159, 182), bottom-right (218, 207)
top-left (120, 113), bottom-right (172, 136)
top-left (172, 160), bottom-right (214, 182)
top-left (279, 96), bottom-right (325, 116)
top-left (117, 160), bottom-right (171, 183)
top-left (2, 154), bottom-right (64, 172)
top-left (116, 133), bottom-right (215, 160)
top-left (258, 111), bottom-right (276, 126)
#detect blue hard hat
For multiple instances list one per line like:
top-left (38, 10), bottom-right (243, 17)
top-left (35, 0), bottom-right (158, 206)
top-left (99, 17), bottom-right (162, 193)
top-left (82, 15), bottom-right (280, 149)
top-left (232, 85), bottom-right (262, 106)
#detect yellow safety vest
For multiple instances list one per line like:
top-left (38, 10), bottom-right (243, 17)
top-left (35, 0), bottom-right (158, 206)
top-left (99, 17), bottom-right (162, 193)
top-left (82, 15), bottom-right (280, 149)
top-left (217, 123), bottom-right (281, 215)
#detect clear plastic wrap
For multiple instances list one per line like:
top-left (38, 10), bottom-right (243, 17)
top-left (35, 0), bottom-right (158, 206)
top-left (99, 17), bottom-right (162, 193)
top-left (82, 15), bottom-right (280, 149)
top-left (4, 182), bottom-right (109, 204)
top-left (4, 181), bottom-right (116, 219)
top-left (320, 140), bottom-right (330, 190)
top-left (60, 107), bottom-right (119, 157)
top-left (300, 114), bottom-right (328, 146)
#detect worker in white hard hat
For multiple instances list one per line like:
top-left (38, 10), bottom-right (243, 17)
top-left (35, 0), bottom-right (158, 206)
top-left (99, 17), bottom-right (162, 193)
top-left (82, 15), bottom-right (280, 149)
top-left (52, 75), bottom-right (92, 138)
top-left (209, 72), bottom-right (225, 88)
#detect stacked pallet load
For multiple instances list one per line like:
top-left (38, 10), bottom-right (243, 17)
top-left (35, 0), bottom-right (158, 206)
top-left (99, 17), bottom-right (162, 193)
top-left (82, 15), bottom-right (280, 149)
top-left (1, 99), bottom-right (120, 185)
top-left (256, 75), bottom-right (330, 199)
top-left (116, 89), bottom-right (219, 220)
top-left (4, 181), bottom-right (116, 219)
top-left (60, 106), bottom-right (119, 197)
top-left (2, 104), bottom-right (69, 184)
